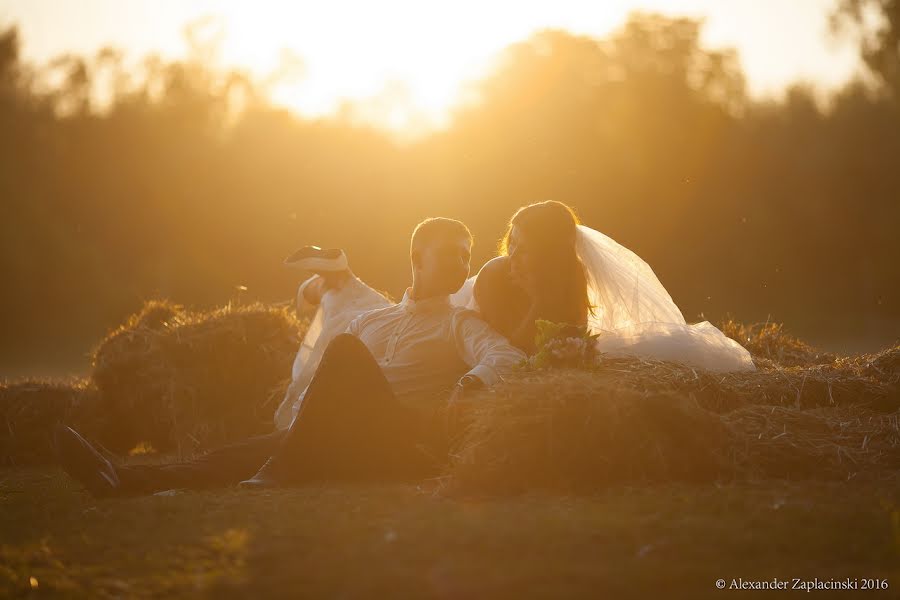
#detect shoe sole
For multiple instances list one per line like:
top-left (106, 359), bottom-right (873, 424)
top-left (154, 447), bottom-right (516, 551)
top-left (284, 254), bottom-right (349, 272)
top-left (54, 426), bottom-right (120, 497)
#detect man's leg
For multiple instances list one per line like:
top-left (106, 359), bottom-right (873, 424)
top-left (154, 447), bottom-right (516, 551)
top-left (56, 425), bottom-right (286, 497)
top-left (116, 430), bottom-right (287, 494)
top-left (246, 333), bottom-right (440, 485)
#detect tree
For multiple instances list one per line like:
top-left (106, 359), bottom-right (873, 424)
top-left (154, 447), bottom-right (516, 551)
top-left (833, 0), bottom-right (900, 98)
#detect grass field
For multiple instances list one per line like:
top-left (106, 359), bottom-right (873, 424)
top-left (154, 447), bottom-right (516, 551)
top-left (2, 468), bottom-right (899, 598)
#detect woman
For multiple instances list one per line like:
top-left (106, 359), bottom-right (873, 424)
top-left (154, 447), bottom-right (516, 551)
top-left (460, 200), bottom-right (755, 371)
top-left (467, 200), bottom-right (591, 355)
top-left (276, 200), bottom-right (754, 426)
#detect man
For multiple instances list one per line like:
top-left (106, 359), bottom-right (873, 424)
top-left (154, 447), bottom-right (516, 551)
top-left (56, 217), bottom-right (527, 496)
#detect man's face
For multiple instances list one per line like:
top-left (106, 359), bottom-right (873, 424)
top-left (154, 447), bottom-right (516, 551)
top-left (415, 236), bottom-right (472, 294)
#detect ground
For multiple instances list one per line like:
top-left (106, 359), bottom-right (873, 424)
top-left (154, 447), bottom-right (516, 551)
top-left (2, 469), bottom-right (898, 599)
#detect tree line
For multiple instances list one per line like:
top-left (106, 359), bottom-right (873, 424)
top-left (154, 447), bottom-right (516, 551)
top-left (1, 6), bottom-right (898, 374)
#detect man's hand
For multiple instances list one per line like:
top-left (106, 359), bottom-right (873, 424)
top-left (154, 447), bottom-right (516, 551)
top-left (445, 375), bottom-right (485, 438)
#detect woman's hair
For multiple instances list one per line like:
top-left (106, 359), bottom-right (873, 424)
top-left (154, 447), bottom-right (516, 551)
top-left (499, 200), bottom-right (592, 326)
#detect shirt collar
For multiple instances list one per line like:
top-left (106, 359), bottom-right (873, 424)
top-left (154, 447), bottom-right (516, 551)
top-left (400, 287), bottom-right (452, 313)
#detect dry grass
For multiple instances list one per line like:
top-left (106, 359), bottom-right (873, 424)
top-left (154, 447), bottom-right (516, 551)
top-left (438, 323), bottom-right (899, 495)
top-left (722, 404), bottom-right (900, 481)
top-left (439, 371), bottom-right (732, 495)
top-left (554, 338), bottom-right (899, 415)
top-left (718, 318), bottom-right (839, 367)
top-left (3, 307), bottom-right (898, 496)
top-left (0, 378), bottom-right (97, 466)
top-left (1, 300), bottom-right (306, 464)
top-left (88, 300), bottom-right (305, 454)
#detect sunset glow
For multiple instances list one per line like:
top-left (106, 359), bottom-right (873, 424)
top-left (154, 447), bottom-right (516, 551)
top-left (2, 0), bottom-right (863, 136)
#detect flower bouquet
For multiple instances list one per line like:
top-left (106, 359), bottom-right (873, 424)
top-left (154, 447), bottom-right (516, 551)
top-left (528, 319), bottom-right (602, 370)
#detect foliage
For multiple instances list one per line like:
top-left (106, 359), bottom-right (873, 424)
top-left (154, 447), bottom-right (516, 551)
top-left (0, 14), bottom-right (898, 375)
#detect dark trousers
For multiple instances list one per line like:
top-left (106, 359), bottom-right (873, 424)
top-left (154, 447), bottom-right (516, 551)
top-left (116, 334), bottom-right (447, 494)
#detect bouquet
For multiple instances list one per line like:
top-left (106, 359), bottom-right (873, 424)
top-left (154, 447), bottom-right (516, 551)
top-left (528, 319), bottom-right (602, 370)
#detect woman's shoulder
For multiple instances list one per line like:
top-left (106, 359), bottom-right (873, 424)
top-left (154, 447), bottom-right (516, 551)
top-left (473, 256), bottom-right (511, 291)
top-left (476, 256), bottom-right (510, 278)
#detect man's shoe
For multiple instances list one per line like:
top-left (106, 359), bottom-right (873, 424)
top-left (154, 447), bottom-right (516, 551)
top-left (53, 425), bottom-right (120, 498)
top-left (239, 456), bottom-right (291, 489)
top-left (283, 246), bottom-right (348, 274)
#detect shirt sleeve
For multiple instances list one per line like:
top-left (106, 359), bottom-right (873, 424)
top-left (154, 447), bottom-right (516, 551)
top-left (296, 275), bottom-right (320, 313)
top-left (345, 313), bottom-right (362, 336)
top-left (451, 309), bottom-right (527, 387)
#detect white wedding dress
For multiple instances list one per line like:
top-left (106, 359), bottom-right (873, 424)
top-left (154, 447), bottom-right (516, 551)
top-left (275, 223), bottom-right (754, 428)
top-left (450, 225), bottom-right (754, 372)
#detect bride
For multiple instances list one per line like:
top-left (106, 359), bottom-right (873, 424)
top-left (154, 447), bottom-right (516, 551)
top-left (275, 200), bottom-right (754, 428)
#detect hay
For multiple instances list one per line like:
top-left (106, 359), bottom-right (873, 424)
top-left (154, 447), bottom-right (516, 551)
top-left (0, 378), bottom-right (97, 466)
top-left (5, 305), bottom-right (898, 487)
top-left (718, 318), bottom-right (837, 367)
top-left (439, 341), bottom-right (900, 496)
top-left (89, 300), bottom-right (304, 454)
top-left (440, 371), bottom-right (733, 496)
top-left (723, 404), bottom-right (900, 481)
top-left (439, 374), bottom-right (900, 496)
top-left (534, 344), bottom-right (899, 415)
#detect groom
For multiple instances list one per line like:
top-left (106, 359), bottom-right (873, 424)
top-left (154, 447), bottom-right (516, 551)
top-left (56, 217), bottom-right (527, 496)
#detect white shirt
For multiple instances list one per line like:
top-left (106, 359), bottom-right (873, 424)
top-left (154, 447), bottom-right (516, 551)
top-left (277, 285), bottom-right (526, 427)
top-left (347, 287), bottom-right (527, 399)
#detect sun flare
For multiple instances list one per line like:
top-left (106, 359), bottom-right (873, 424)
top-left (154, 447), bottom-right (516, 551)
top-left (181, 0), bottom-right (627, 136)
top-left (6, 0), bottom-right (861, 137)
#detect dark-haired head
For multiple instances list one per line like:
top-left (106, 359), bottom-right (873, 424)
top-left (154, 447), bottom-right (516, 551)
top-left (499, 200), bottom-right (590, 327)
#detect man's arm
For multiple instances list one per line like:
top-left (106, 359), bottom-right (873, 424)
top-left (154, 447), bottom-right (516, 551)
top-left (345, 313), bottom-right (362, 336)
top-left (451, 309), bottom-right (528, 387)
top-left (446, 311), bottom-right (526, 436)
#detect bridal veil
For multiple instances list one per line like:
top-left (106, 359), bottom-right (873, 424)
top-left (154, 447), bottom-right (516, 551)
top-left (452, 224), bottom-right (755, 372)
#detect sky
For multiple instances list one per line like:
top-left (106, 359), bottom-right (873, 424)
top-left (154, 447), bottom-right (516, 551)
top-left (0, 0), bottom-right (864, 135)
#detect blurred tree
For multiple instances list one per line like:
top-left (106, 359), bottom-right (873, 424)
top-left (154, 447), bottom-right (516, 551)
top-left (0, 12), bottom-right (898, 375)
top-left (833, 0), bottom-right (900, 98)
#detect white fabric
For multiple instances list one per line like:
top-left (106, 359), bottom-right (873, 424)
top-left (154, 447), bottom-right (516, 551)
top-left (274, 274), bottom-right (392, 429)
top-left (274, 284), bottom-right (526, 429)
top-left (347, 287), bottom-right (526, 393)
top-left (449, 275), bottom-right (478, 310)
top-left (573, 224), bottom-right (755, 372)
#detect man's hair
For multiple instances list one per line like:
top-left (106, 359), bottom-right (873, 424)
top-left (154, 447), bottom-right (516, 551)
top-left (409, 217), bottom-right (473, 256)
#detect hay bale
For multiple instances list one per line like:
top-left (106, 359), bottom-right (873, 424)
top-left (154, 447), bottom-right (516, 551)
top-left (0, 378), bottom-right (98, 466)
top-left (438, 341), bottom-right (900, 496)
top-left (440, 370), bottom-right (732, 496)
top-left (492, 353), bottom-right (896, 417)
top-left (438, 376), bottom-right (900, 496)
top-left (723, 404), bottom-right (900, 481)
top-left (89, 300), bottom-right (304, 454)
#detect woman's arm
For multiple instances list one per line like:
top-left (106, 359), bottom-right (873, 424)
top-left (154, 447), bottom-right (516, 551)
top-left (504, 302), bottom-right (541, 354)
top-left (473, 256), bottom-right (547, 354)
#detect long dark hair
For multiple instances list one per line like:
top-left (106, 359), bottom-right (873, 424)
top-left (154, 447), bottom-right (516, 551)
top-left (499, 200), bottom-right (592, 327)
